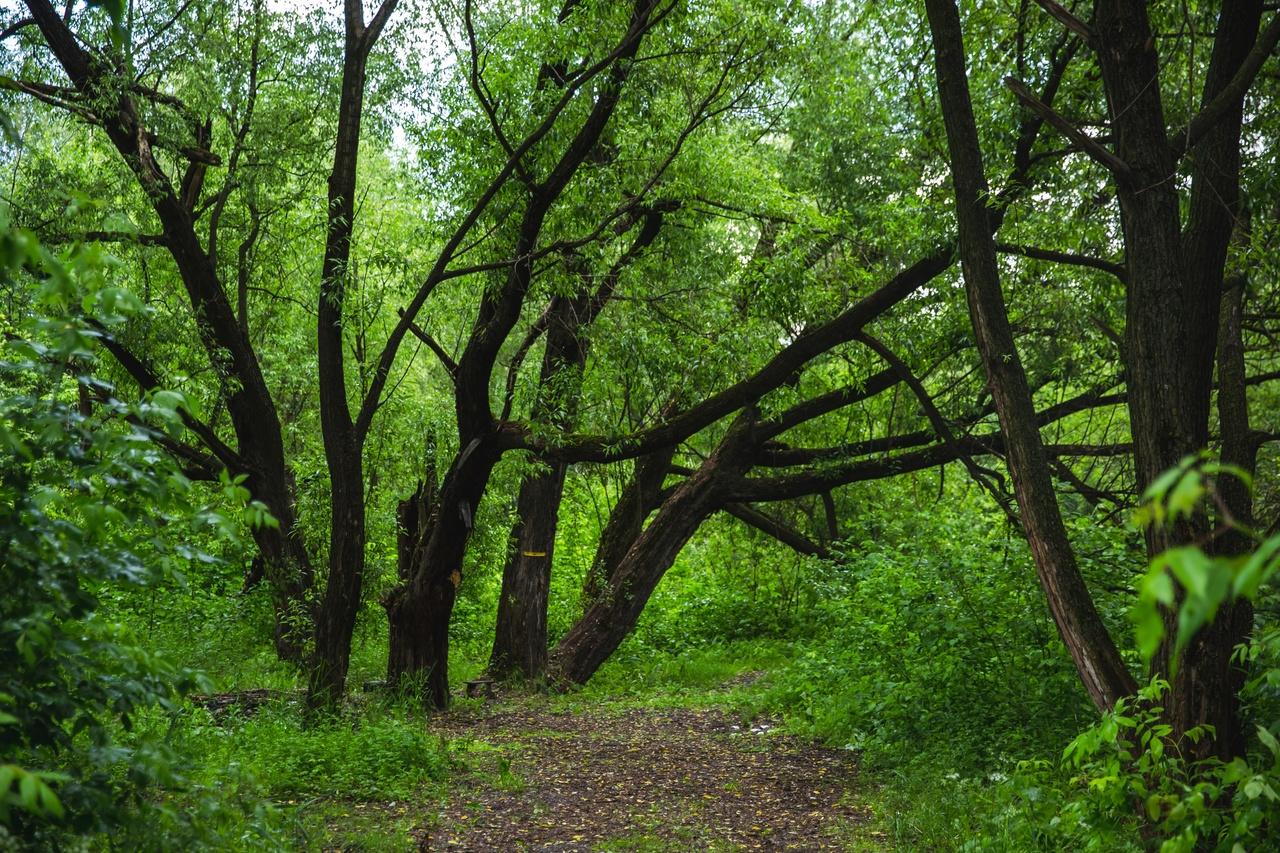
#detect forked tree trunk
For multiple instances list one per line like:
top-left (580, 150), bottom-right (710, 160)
top-left (306, 2), bottom-right (398, 709)
top-left (1093, 0), bottom-right (1261, 757)
top-left (550, 419), bottom-right (753, 686)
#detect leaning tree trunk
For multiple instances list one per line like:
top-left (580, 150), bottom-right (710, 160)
top-left (925, 0), bottom-right (1136, 711)
top-left (550, 419), bottom-right (754, 686)
top-left (581, 444), bottom-right (677, 606)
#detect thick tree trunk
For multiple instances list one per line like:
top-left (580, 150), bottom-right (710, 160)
top-left (1093, 0), bottom-right (1195, 508)
top-left (489, 298), bottom-right (588, 679)
top-left (550, 418), bottom-right (753, 686)
top-left (1093, 0), bottom-right (1259, 757)
top-left (386, 440), bottom-right (500, 706)
top-left (385, 570), bottom-right (456, 709)
top-left (926, 0), bottom-right (1136, 710)
top-left (489, 462), bottom-right (569, 679)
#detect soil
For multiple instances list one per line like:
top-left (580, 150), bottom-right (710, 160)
top-left (415, 697), bottom-right (870, 851)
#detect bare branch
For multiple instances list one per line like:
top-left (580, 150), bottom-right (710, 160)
top-left (1004, 75), bottom-right (1133, 181)
top-left (399, 309), bottom-right (458, 380)
top-left (1033, 0), bottom-right (1092, 42)
top-left (995, 241), bottom-right (1127, 280)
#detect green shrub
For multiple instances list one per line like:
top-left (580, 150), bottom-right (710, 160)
top-left (0, 217), bottom-right (278, 849)
top-left (178, 704), bottom-right (451, 802)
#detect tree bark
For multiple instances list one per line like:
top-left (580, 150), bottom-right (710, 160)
top-left (549, 417), bottom-right (755, 686)
top-left (489, 209), bottom-right (666, 679)
top-left (307, 0), bottom-right (398, 709)
top-left (489, 462), bottom-right (569, 679)
top-left (489, 300), bottom-right (586, 678)
top-left (1093, 0), bottom-right (1261, 757)
top-left (582, 445), bottom-right (678, 606)
top-left (385, 440), bottom-right (501, 706)
top-left (926, 0), bottom-right (1136, 710)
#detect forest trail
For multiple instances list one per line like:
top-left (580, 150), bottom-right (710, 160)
top-left (414, 694), bottom-right (873, 851)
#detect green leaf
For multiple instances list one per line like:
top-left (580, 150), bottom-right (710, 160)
top-left (1257, 725), bottom-right (1280, 757)
top-left (1234, 535), bottom-right (1280, 600)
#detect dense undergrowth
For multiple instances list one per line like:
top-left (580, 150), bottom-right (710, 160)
top-left (10, 422), bottom-right (1280, 851)
top-left (9, 405), bottom-right (1280, 851)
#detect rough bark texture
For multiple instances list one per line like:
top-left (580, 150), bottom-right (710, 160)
top-left (1190, 276), bottom-right (1257, 761)
top-left (926, 0), bottom-right (1136, 710)
top-left (489, 459), bottom-right (569, 679)
top-left (386, 441), bottom-right (502, 707)
top-left (1093, 0), bottom-right (1261, 757)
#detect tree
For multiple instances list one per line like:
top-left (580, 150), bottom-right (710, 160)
top-left (925, 0), bottom-right (1280, 759)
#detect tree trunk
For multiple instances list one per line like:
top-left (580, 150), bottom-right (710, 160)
top-left (307, 448), bottom-right (365, 708)
top-left (1198, 275), bottom-right (1257, 760)
top-left (1092, 0), bottom-right (1194, 506)
top-left (550, 418), bottom-right (753, 686)
top-left (305, 2), bottom-right (399, 709)
top-left (21, 0), bottom-right (318, 665)
top-left (489, 297), bottom-right (589, 679)
top-left (926, 0), bottom-right (1136, 710)
top-left (582, 445), bottom-right (677, 605)
top-left (385, 571), bottom-right (456, 709)
top-left (489, 462), bottom-right (569, 679)
top-left (1093, 0), bottom-right (1260, 756)
top-left (1168, 3), bottom-right (1260, 763)
top-left (386, 440), bottom-right (500, 706)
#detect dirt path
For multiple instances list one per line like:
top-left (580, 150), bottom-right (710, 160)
top-left (418, 699), bottom-right (870, 851)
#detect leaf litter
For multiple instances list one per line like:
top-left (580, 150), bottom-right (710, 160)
top-left (416, 698), bottom-right (869, 851)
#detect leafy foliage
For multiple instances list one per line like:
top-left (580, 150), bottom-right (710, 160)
top-left (0, 215), bottom-right (274, 846)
